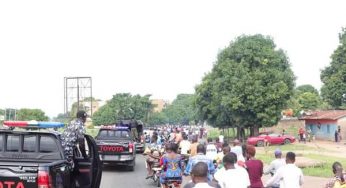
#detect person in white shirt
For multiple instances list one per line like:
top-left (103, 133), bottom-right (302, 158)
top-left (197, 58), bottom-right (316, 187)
top-left (265, 151), bottom-right (304, 188)
top-left (180, 135), bottom-right (191, 155)
top-left (206, 138), bottom-right (218, 161)
top-left (231, 139), bottom-right (245, 162)
top-left (264, 149), bottom-right (286, 188)
top-left (218, 135), bottom-right (224, 144)
top-left (189, 162), bottom-right (215, 188)
top-left (214, 152), bottom-right (250, 188)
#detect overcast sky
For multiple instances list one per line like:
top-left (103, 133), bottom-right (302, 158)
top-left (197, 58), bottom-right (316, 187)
top-left (1, 0), bottom-right (346, 117)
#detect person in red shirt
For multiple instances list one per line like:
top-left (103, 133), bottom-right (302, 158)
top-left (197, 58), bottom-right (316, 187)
top-left (298, 127), bottom-right (305, 143)
top-left (245, 145), bottom-right (264, 188)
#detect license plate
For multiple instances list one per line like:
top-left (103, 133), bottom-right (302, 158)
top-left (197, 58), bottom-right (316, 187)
top-left (103, 155), bottom-right (120, 161)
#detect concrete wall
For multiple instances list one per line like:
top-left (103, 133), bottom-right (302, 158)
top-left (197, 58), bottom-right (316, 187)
top-left (305, 120), bottom-right (337, 141)
top-left (337, 117), bottom-right (346, 139)
top-left (265, 118), bottom-right (305, 137)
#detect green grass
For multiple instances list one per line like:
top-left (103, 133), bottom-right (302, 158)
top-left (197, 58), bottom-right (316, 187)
top-left (256, 145), bottom-right (345, 178)
top-left (207, 128), bottom-right (238, 140)
top-left (208, 128), bottom-right (221, 139)
top-left (302, 154), bottom-right (346, 178)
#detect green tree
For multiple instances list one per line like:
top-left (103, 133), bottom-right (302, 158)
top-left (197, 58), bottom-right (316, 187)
top-left (297, 92), bottom-right (322, 110)
top-left (296, 84), bottom-right (319, 95)
top-left (53, 113), bottom-right (68, 123)
top-left (321, 28), bottom-right (346, 109)
top-left (162, 94), bottom-right (197, 125)
top-left (287, 85), bottom-right (323, 116)
top-left (16, 108), bottom-right (49, 121)
top-left (92, 93), bottom-right (153, 126)
top-left (147, 112), bottom-right (168, 125)
top-left (195, 34), bottom-right (295, 137)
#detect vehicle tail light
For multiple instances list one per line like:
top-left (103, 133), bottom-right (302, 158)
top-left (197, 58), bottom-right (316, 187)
top-left (129, 143), bottom-right (134, 153)
top-left (38, 170), bottom-right (52, 188)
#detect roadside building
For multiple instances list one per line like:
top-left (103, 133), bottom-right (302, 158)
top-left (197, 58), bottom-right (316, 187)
top-left (299, 110), bottom-right (346, 140)
top-left (151, 99), bottom-right (169, 112)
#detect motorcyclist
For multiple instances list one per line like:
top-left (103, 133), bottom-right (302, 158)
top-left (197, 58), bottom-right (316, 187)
top-left (160, 143), bottom-right (184, 188)
top-left (144, 134), bottom-right (161, 179)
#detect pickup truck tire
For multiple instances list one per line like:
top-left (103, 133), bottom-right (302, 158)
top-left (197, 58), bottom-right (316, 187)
top-left (128, 165), bottom-right (134, 171)
top-left (127, 160), bottom-right (136, 171)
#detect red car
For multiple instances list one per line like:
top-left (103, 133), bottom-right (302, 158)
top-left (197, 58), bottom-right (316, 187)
top-left (247, 133), bottom-right (296, 147)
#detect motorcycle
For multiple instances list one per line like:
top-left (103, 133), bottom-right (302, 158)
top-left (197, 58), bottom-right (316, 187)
top-left (151, 164), bottom-right (162, 187)
top-left (146, 148), bottom-right (162, 187)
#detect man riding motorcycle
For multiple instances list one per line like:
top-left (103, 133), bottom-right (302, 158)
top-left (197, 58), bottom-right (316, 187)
top-left (144, 135), bottom-right (162, 178)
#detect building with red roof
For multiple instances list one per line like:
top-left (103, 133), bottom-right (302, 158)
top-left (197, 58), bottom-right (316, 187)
top-left (299, 110), bottom-right (346, 140)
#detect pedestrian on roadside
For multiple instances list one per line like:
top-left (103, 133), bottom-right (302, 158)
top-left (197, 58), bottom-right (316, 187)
top-left (265, 151), bottom-right (304, 188)
top-left (180, 135), bottom-right (191, 156)
top-left (325, 161), bottom-right (346, 188)
top-left (218, 134), bottom-right (224, 144)
top-left (215, 138), bottom-right (222, 152)
top-left (335, 130), bottom-right (339, 142)
top-left (206, 138), bottom-right (218, 161)
top-left (298, 127), bottom-right (305, 143)
top-left (244, 145), bottom-right (264, 188)
top-left (231, 139), bottom-right (245, 166)
top-left (264, 133), bottom-right (271, 154)
top-left (215, 143), bottom-right (230, 168)
top-left (338, 126), bottom-right (342, 142)
top-left (185, 144), bottom-right (216, 182)
top-left (214, 152), bottom-right (250, 188)
top-left (190, 136), bottom-right (199, 157)
top-left (263, 149), bottom-right (286, 188)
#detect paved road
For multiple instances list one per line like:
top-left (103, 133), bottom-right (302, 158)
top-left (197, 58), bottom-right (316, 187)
top-left (101, 154), bottom-right (190, 188)
top-left (100, 154), bottom-right (162, 188)
top-left (100, 154), bottom-right (327, 188)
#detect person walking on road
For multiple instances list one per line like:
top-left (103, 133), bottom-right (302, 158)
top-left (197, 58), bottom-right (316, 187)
top-left (185, 144), bottom-right (216, 182)
top-left (298, 127), bottom-right (305, 143)
top-left (264, 149), bottom-right (286, 188)
top-left (231, 139), bottom-right (245, 163)
top-left (190, 136), bottom-right (199, 157)
top-left (185, 162), bottom-right (215, 188)
top-left (265, 152), bottom-right (304, 188)
top-left (245, 145), bottom-right (264, 188)
top-left (180, 135), bottom-right (191, 156)
top-left (214, 152), bottom-right (250, 188)
top-left (206, 138), bottom-right (218, 161)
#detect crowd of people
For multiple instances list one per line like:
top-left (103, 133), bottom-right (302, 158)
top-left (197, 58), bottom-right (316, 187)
top-left (142, 126), bottom-right (308, 188)
top-left (61, 111), bottom-right (346, 188)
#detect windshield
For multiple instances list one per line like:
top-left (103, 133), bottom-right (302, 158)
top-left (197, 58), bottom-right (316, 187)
top-left (97, 130), bottom-right (130, 139)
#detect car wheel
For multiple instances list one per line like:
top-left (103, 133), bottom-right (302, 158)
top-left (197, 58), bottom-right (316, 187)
top-left (284, 139), bottom-right (291, 145)
top-left (257, 140), bottom-right (264, 147)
